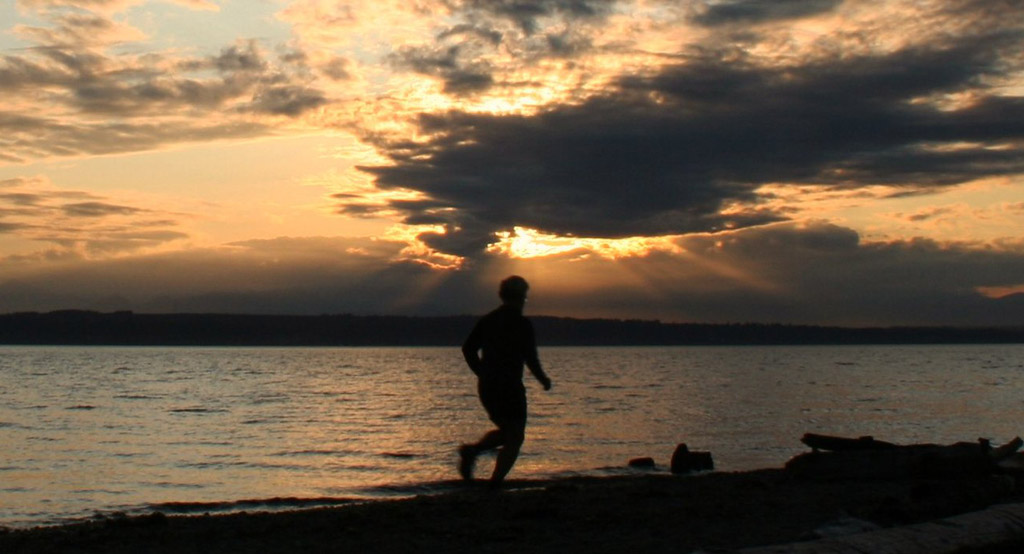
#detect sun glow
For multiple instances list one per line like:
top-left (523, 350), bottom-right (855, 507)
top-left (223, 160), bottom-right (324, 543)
top-left (486, 226), bottom-right (685, 260)
top-left (383, 224), bottom-right (464, 270)
top-left (976, 284), bottom-right (1024, 299)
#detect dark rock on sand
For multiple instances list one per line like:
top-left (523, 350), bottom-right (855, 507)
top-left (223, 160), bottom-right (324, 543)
top-left (671, 443), bottom-right (714, 474)
top-left (628, 457), bottom-right (656, 469)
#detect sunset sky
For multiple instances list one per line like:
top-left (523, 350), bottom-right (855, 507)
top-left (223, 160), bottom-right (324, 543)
top-left (1, 0), bottom-right (1023, 326)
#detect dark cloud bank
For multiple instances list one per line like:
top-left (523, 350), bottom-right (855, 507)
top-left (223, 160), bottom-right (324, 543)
top-left (358, 30), bottom-right (1024, 255)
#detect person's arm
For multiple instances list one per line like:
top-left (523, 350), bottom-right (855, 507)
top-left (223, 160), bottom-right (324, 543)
top-left (523, 319), bottom-right (551, 390)
top-left (527, 358), bottom-right (551, 390)
top-left (462, 322), bottom-right (484, 376)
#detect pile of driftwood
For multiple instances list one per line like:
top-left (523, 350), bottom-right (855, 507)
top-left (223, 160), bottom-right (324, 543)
top-left (739, 433), bottom-right (1024, 553)
top-left (785, 432), bottom-right (1024, 480)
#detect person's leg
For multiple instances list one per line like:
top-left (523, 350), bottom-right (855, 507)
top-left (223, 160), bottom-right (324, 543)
top-left (458, 443), bottom-right (475, 481)
top-left (489, 422), bottom-right (525, 487)
top-left (459, 428), bottom-right (505, 481)
top-left (473, 429), bottom-right (505, 451)
top-left (463, 380), bottom-right (526, 484)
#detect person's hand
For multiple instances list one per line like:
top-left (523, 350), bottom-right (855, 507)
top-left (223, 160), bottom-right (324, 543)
top-left (540, 376), bottom-right (552, 391)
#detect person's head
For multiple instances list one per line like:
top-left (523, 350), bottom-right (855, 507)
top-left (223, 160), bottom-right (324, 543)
top-left (499, 275), bottom-right (529, 306)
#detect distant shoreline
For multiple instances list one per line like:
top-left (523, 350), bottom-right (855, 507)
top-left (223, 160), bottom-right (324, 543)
top-left (2, 310), bottom-right (1023, 346)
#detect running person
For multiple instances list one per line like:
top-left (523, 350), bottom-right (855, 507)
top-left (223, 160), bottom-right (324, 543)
top-left (459, 275), bottom-right (552, 488)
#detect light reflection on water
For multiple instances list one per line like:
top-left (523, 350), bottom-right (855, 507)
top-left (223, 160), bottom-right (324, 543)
top-left (1, 344), bottom-right (1023, 526)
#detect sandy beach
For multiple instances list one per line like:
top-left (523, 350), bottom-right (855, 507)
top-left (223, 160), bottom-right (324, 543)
top-left (3, 467), bottom-right (1024, 554)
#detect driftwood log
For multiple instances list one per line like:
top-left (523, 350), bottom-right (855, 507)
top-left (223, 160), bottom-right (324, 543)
top-left (786, 434), bottom-right (1023, 481)
top-left (801, 433), bottom-right (897, 451)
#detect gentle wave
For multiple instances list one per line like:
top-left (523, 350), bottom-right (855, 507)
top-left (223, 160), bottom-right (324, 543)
top-left (147, 496), bottom-right (359, 515)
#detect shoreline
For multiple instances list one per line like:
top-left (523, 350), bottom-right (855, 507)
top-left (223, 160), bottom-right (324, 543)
top-left (4, 468), bottom-right (1024, 553)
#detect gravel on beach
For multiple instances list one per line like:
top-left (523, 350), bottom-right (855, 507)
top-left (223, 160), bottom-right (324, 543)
top-left (4, 468), bottom-right (1024, 554)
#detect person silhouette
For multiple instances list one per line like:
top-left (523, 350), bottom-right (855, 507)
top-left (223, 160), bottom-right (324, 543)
top-left (459, 275), bottom-right (552, 488)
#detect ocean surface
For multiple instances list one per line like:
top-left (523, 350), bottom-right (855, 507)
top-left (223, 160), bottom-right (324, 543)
top-left (2, 344), bottom-right (1023, 528)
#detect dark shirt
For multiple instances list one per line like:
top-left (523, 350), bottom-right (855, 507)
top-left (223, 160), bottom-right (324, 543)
top-left (462, 304), bottom-right (544, 384)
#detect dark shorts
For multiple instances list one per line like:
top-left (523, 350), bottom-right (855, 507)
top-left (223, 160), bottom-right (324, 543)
top-left (478, 379), bottom-right (527, 429)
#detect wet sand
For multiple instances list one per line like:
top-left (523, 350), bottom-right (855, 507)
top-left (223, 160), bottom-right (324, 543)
top-left (3, 469), bottom-right (1024, 553)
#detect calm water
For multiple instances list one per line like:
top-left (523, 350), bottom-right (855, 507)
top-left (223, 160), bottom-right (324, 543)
top-left (1, 344), bottom-right (1023, 527)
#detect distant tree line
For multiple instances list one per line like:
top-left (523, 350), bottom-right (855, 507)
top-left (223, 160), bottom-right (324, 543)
top-left (1, 310), bottom-right (1022, 346)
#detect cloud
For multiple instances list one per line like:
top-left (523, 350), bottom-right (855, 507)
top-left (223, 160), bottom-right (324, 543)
top-left (317, 56), bottom-right (352, 81)
top-left (442, 0), bottom-right (615, 34)
top-left (391, 44), bottom-right (496, 95)
top-left (170, 0), bottom-right (218, 10)
top-left (0, 112), bottom-right (270, 163)
top-left (491, 222), bottom-right (1024, 326)
top-left (292, 0), bottom-right (637, 107)
top-left (692, 223), bottom-right (1024, 326)
top-left (38, 40), bottom-right (320, 117)
top-left (17, 0), bottom-right (138, 11)
top-left (1, 13), bottom-right (328, 164)
top-left (899, 205), bottom-right (960, 223)
top-left (17, 0), bottom-right (219, 13)
top-left (247, 84), bottom-right (328, 116)
top-left (209, 42), bottom-right (267, 72)
top-left (13, 12), bottom-right (146, 47)
top-left (61, 201), bottom-right (146, 217)
top-left (2, 226), bottom-right (1022, 325)
top-left (0, 235), bottom-right (488, 314)
top-left (0, 192), bottom-right (47, 208)
top-left (348, 16), bottom-right (1024, 257)
top-left (692, 0), bottom-right (844, 26)
top-left (0, 176), bottom-right (187, 258)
